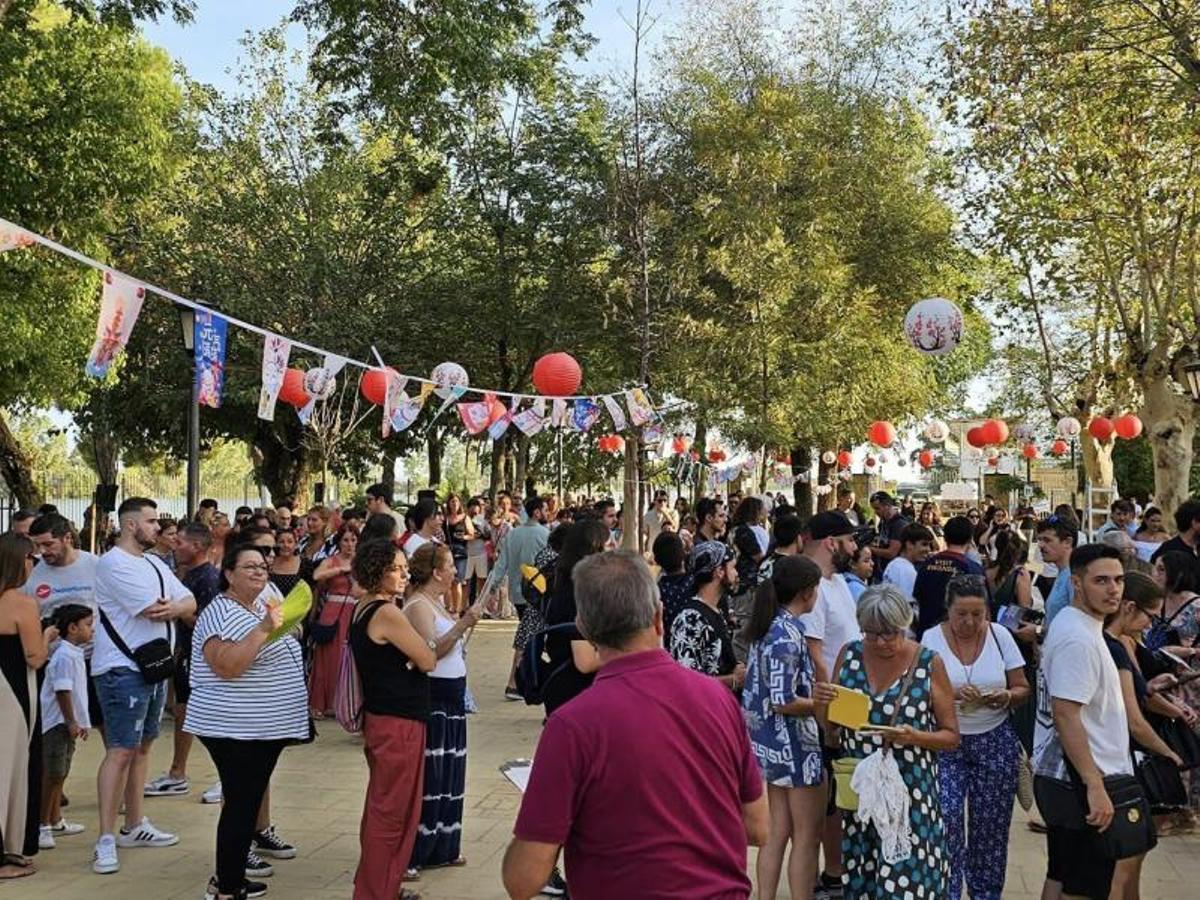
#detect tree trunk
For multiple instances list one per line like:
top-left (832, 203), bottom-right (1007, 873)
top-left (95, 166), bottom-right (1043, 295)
top-left (514, 433), bottom-right (531, 497)
top-left (427, 432), bottom-right (444, 487)
top-left (380, 446), bottom-right (398, 496)
top-left (0, 408), bottom-right (43, 507)
top-left (488, 439), bottom-right (504, 500)
top-left (1141, 375), bottom-right (1195, 524)
top-left (1080, 433), bottom-right (1115, 489)
top-left (252, 422), bottom-right (306, 506)
top-left (692, 421), bottom-right (709, 504)
top-left (621, 433), bottom-right (640, 550)
top-left (817, 457), bottom-right (836, 511)
top-left (790, 445), bottom-right (812, 515)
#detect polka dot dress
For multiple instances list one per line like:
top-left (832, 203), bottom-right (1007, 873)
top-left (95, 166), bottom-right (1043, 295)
top-left (836, 642), bottom-right (949, 900)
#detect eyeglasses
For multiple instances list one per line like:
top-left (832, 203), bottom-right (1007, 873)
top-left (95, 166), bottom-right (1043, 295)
top-left (236, 563), bottom-right (270, 574)
top-left (863, 629), bottom-right (902, 642)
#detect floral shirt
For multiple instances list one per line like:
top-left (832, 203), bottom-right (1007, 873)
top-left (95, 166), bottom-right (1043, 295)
top-left (670, 597), bottom-right (736, 677)
top-left (742, 610), bottom-right (823, 787)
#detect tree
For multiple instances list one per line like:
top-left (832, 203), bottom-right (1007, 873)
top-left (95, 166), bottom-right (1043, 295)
top-left (0, 0), bottom-right (182, 505)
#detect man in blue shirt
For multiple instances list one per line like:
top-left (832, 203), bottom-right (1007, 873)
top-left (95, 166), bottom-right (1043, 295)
top-left (1038, 516), bottom-right (1078, 627)
top-left (911, 515), bottom-right (987, 637)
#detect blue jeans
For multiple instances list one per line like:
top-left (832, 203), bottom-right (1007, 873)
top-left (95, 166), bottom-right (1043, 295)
top-left (94, 666), bottom-right (167, 749)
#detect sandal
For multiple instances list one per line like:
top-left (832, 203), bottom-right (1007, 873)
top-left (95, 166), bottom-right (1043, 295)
top-left (0, 864), bottom-right (35, 880)
top-left (422, 857), bottom-right (467, 870)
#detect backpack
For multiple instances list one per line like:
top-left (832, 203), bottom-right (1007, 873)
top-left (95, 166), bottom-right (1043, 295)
top-left (520, 559), bottom-right (557, 615)
top-left (515, 622), bottom-right (578, 706)
top-left (335, 600), bottom-right (383, 733)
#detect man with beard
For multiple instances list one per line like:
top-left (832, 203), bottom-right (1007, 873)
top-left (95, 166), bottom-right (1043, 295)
top-left (799, 510), bottom-right (862, 900)
top-left (91, 498), bottom-right (195, 875)
top-left (669, 541), bottom-right (745, 691)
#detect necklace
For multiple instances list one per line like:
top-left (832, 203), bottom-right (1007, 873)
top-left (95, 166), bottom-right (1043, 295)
top-left (948, 625), bottom-right (986, 685)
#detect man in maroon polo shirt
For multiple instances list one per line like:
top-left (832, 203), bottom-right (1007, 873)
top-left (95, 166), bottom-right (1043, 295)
top-left (502, 551), bottom-right (768, 900)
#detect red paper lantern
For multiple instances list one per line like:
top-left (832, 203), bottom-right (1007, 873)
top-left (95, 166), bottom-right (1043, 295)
top-left (836, 450), bottom-right (853, 468)
top-left (278, 368), bottom-right (310, 408)
top-left (980, 418), bottom-right (1009, 445)
top-left (966, 426), bottom-right (987, 448)
top-left (918, 449), bottom-right (935, 468)
top-left (612, 435), bottom-right (625, 453)
top-left (532, 352), bottom-right (582, 396)
top-left (867, 420), bottom-right (897, 447)
top-left (1114, 414), bottom-right (1143, 440)
top-left (1021, 443), bottom-right (1039, 459)
top-left (776, 452), bottom-right (792, 465)
top-left (987, 455), bottom-right (999, 466)
top-left (1051, 439), bottom-right (1069, 456)
top-left (1088, 416), bottom-right (1115, 441)
top-left (672, 435), bottom-right (688, 454)
top-left (865, 455), bottom-right (877, 467)
top-left (360, 367), bottom-right (398, 406)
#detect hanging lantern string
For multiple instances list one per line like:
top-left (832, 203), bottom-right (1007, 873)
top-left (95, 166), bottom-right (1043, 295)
top-left (6, 220), bottom-right (648, 402)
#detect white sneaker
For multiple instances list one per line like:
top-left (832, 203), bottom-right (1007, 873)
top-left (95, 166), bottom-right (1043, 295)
top-left (50, 818), bottom-right (86, 835)
top-left (116, 816), bottom-right (179, 848)
top-left (144, 773), bottom-right (190, 796)
top-left (38, 825), bottom-right (55, 849)
top-left (93, 836), bottom-right (119, 874)
top-left (201, 781), bottom-right (223, 804)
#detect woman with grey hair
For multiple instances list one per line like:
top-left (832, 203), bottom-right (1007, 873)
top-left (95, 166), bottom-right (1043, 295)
top-left (829, 584), bottom-right (959, 900)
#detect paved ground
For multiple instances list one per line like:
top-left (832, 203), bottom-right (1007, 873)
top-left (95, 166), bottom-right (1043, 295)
top-left (21, 622), bottom-right (1200, 899)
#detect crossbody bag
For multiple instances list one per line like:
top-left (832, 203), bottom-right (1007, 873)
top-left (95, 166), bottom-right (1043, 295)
top-left (99, 558), bottom-right (175, 684)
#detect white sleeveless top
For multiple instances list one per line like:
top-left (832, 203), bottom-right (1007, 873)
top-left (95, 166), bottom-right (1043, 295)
top-left (414, 597), bottom-right (467, 680)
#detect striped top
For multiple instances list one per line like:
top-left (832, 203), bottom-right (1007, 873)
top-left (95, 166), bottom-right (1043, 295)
top-left (185, 594), bottom-right (309, 741)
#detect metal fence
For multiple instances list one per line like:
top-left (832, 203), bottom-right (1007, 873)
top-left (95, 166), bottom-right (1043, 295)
top-left (0, 471), bottom-right (356, 532)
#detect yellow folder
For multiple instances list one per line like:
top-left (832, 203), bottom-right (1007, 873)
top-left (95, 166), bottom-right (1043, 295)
top-left (826, 686), bottom-right (872, 731)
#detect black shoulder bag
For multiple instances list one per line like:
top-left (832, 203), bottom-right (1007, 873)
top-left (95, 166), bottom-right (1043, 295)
top-left (98, 558), bottom-right (175, 684)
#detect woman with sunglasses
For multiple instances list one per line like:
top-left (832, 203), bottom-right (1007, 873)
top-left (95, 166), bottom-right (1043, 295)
top-left (0, 534), bottom-right (56, 880)
top-left (831, 584), bottom-right (959, 900)
top-left (920, 575), bottom-right (1030, 900)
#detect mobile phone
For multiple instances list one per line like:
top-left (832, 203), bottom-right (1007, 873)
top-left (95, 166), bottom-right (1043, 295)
top-left (857, 725), bottom-right (904, 737)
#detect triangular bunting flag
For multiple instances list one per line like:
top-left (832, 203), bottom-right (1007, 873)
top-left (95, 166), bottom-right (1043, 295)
top-left (86, 271), bottom-right (146, 378)
top-left (602, 394), bottom-right (627, 431)
top-left (257, 334), bottom-right (292, 420)
top-left (0, 218), bottom-right (35, 253)
top-left (512, 408), bottom-right (545, 436)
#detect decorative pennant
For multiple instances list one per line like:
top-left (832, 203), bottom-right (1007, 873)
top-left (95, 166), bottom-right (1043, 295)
top-left (625, 388), bottom-right (657, 427)
top-left (257, 334), bottom-right (292, 420)
top-left (458, 399), bottom-right (491, 435)
top-left (532, 397), bottom-right (547, 418)
top-left (0, 218), bottom-right (35, 252)
top-left (85, 271), bottom-right (146, 378)
top-left (602, 394), bottom-right (627, 431)
top-left (299, 353), bottom-right (349, 425)
top-left (642, 421), bottom-right (664, 445)
top-left (426, 384), bottom-right (468, 435)
top-left (571, 398), bottom-right (601, 432)
top-left (381, 371), bottom-right (410, 437)
top-left (551, 398), bottom-right (568, 428)
top-left (390, 397), bottom-right (423, 433)
top-left (194, 310), bottom-right (228, 409)
top-left (512, 407), bottom-right (545, 436)
top-left (419, 382), bottom-right (435, 402)
top-left (488, 410), bottom-right (513, 441)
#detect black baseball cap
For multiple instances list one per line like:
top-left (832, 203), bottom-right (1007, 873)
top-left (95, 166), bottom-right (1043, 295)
top-left (869, 491), bottom-right (896, 506)
top-left (807, 511), bottom-right (855, 540)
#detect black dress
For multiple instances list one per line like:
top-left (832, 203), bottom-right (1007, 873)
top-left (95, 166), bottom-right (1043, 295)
top-left (542, 578), bottom-right (595, 715)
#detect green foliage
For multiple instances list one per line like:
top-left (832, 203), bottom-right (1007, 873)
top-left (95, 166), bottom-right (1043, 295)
top-left (1113, 435), bottom-right (1154, 501)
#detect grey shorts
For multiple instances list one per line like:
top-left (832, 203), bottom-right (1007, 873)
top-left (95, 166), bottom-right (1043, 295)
top-left (43, 723), bottom-right (76, 781)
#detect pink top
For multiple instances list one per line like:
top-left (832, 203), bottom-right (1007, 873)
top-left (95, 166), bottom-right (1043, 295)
top-left (513, 649), bottom-right (762, 900)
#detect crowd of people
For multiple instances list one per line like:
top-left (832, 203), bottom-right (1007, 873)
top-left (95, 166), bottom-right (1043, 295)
top-left (3, 483), bottom-right (1200, 899)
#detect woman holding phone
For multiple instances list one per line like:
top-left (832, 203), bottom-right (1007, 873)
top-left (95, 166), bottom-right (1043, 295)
top-left (921, 575), bottom-right (1030, 900)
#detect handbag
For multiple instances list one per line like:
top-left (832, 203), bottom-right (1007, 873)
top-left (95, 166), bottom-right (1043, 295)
top-left (1154, 715), bottom-right (1200, 770)
top-left (98, 559), bottom-right (175, 684)
top-left (1034, 770), bottom-right (1156, 860)
top-left (1015, 745), bottom-right (1035, 811)
top-left (1135, 753), bottom-right (1187, 812)
top-left (832, 649), bottom-right (920, 812)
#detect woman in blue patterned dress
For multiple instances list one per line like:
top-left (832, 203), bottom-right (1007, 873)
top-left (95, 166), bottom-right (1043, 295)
top-left (742, 555), bottom-right (836, 900)
top-left (831, 584), bottom-right (959, 900)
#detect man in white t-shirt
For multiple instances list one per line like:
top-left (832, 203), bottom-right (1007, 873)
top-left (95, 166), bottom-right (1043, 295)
top-left (91, 498), bottom-right (195, 876)
top-left (882, 523), bottom-right (935, 614)
top-left (1033, 543), bottom-right (1131, 900)
top-left (799, 510), bottom-right (862, 897)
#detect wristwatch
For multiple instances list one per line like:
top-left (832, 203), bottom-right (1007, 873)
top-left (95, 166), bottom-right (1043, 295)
top-left (426, 638), bottom-right (437, 650)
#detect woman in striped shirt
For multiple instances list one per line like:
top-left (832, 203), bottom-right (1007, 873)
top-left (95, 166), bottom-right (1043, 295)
top-left (187, 545), bottom-right (308, 900)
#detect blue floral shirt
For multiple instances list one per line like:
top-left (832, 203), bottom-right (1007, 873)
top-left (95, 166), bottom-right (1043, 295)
top-left (741, 609), bottom-right (824, 787)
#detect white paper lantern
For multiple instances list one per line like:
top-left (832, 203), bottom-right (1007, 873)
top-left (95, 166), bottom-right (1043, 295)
top-left (923, 419), bottom-right (950, 443)
top-left (821, 450), bottom-right (837, 466)
top-left (1057, 416), bottom-right (1082, 439)
top-left (431, 361), bottom-right (469, 399)
top-left (303, 367), bottom-right (337, 400)
top-left (904, 297), bottom-right (964, 356)
top-left (816, 484), bottom-right (833, 496)
top-left (1014, 423), bottom-right (1036, 443)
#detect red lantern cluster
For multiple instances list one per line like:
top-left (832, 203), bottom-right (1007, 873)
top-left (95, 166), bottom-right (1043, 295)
top-left (1088, 416), bottom-right (1115, 441)
top-left (966, 426), bottom-right (987, 448)
top-left (671, 434), bottom-right (689, 454)
top-left (360, 366), bottom-right (398, 406)
top-left (867, 420), bottom-right (896, 447)
top-left (918, 449), bottom-right (935, 469)
top-left (532, 352), bottom-right (583, 396)
top-left (1114, 414), bottom-right (1143, 440)
top-left (1051, 439), bottom-right (1069, 457)
top-left (598, 434), bottom-right (624, 453)
top-left (1021, 443), bottom-right (1039, 460)
top-left (980, 418), bottom-right (1009, 445)
top-left (836, 450), bottom-right (853, 468)
top-left (279, 369), bottom-right (310, 408)
top-left (708, 448), bottom-right (727, 463)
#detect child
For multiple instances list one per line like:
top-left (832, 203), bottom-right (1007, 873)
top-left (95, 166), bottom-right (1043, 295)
top-left (38, 603), bottom-right (93, 849)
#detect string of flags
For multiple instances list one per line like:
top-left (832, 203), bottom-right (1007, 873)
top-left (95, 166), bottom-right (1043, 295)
top-left (1, 218), bottom-right (664, 441)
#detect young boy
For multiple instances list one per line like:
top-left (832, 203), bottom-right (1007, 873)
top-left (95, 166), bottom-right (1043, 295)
top-left (39, 603), bottom-right (93, 849)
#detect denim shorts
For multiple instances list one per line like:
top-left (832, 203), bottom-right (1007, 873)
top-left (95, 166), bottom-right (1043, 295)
top-left (94, 666), bottom-right (167, 749)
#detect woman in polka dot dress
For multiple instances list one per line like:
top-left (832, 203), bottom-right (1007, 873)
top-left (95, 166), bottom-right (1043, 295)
top-left (832, 584), bottom-right (960, 900)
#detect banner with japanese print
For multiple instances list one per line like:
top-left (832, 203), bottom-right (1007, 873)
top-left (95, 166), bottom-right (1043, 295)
top-left (194, 310), bottom-right (228, 409)
top-left (458, 398), bottom-right (492, 435)
top-left (86, 271), bottom-right (146, 378)
top-left (571, 398), bottom-right (601, 432)
top-left (257, 334), bottom-right (292, 420)
top-left (625, 388), bottom-right (657, 427)
top-left (381, 371), bottom-right (410, 437)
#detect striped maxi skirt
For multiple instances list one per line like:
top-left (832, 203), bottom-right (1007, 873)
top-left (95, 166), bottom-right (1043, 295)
top-left (409, 676), bottom-right (467, 869)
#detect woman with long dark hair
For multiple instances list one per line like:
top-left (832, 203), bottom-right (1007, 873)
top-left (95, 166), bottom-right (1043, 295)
top-left (308, 525), bottom-right (359, 718)
top-left (541, 520), bottom-right (610, 715)
top-left (740, 555), bottom-right (833, 900)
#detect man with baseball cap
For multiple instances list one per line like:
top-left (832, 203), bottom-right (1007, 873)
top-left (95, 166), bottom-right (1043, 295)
top-left (668, 541), bottom-right (745, 691)
top-left (799, 510), bottom-right (862, 898)
top-left (869, 491), bottom-right (910, 580)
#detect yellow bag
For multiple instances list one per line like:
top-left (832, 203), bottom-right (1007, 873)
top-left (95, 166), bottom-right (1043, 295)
top-left (832, 757), bottom-right (861, 811)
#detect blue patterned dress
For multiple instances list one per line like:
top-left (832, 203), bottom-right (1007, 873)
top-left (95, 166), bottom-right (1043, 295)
top-left (742, 610), bottom-right (824, 787)
top-left (835, 642), bottom-right (949, 900)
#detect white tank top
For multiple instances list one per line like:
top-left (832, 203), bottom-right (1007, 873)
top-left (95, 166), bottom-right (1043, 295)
top-left (416, 598), bottom-right (467, 680)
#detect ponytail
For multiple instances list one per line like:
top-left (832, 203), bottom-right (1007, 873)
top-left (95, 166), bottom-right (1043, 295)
top-left (742, 555), bottom-right (822, 645)
top-left (744, 577), bottom-right (780, 646)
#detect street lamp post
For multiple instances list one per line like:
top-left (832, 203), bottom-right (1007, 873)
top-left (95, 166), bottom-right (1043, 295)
top-left (177, 305), bottom-right (200, 520)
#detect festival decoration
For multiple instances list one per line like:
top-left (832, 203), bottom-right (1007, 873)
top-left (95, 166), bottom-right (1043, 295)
top-left (603, 395), bottom-right (628, 431)
top-left (625, 388), bottom-right (657, 427)
top-left (672, 434), bottom-right (688, 454)
top-left (988, 455), bottom-right (999, 467)
top-left (815, 484), bottom-right (833, 496)
top-left (966, 426), bottom-right (987, 448)
top-left (903, 297), bottom-right (964, 356)
top-left (571, 398), bottom-right (601, 432)
top-left (1051, 439), bottom-right (1069, 456)
top-left (432, 361), bottom-right (470, 399)
top-left (708, 448), bottom-right (727, 463)
top-left (1114, 414), bottom-right (1143, 440)
top-left (278, 369), bottom-right (311, 408)
top-left (1057, 416), bottom-right (1082, 439)
top-left (0, 218), bottom-right (35, 252)
top-left (918, 449), bottom-right (935, 468)
top-left (923, 419), bottom-right (949, 443)
top-left (1088, 416), bottom-right (1115, 441)
top-left (194, 310), bottom-right (227, 409)
top-left (1021, 443), bottom-right (1039, 459)
top-left (257, 335), bottom-right (292, 421)
top-left (979, 418), bottom-right (1009, 445)
top-left (361, 367), bottom-right (397, 406)
top-left (864, 455), bottom-right (878, 471)
top-left (304, 366), bottom-right (338, 400)
top-left (551, 398), bottom-right (568, 428)
top-left (821, 450), bottom-right (836, 465)
top-left (532, 352), bottom-right (583, 396)
top-left (867, 420), bottom-right (897, 447)
top-left (86, 272), bottom-right (146, 378)
top-left (1014, 423), bottom-right (1036, 443)
top-left (458, 397), bottom-right (493, 435)
top-left (837, 450), bottom-right (852, 468)
top-left (512, 407), bottom-right (545, 437)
